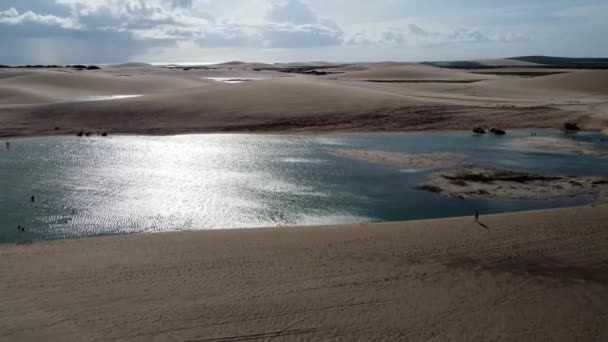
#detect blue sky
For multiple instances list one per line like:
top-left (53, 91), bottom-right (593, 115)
top-left (1, 0), bottom-right (607, 64)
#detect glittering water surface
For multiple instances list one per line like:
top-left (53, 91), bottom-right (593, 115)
top-left (72, 95), bottom-right (142, 102)
top-left (204, 77), bottom-right (270, 84)
top-left (1, 130), bottom-right (607, 243)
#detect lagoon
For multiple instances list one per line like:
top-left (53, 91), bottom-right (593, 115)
top-left (1, 130), bottom-right (607, 243)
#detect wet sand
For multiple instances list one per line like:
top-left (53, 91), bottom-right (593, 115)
top-left (510, 136), bottom-right (608, 156)
top-left (326, 149), bottom-right (463, 169)
top-left (419, 167), bottom-right (608, 200)
top-left (2, 205), bottom-right (608, 341)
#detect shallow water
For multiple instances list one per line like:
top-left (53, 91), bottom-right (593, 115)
top-left (72, 95), bottom-right (142, 102)
top-left (1, 130), bottom-right (607, 243)
top-left (204, 77), bottom-right (269, 84)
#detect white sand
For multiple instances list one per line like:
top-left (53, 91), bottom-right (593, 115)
top-left (2, 206), bottom-right (608, 341)
top-left (1, 63), bottom-right (608, 136)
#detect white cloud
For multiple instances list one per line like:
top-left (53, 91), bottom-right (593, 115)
top-left (345, 31), bottom-right (373, 45)
top-left (0, 0), bottom-right (603, 64)
top-left (266, 0), bottom-right (317, 24)
top-left (0, 0), bottom-right (349, 64)
top-left (348, 23), bottom-right (526, 48)
top-left (0, 7), bottom-right (77, 28)
top-left (381, 30), bottom-right (406, 45)
top-left (448, 27), bottom-right (489, 43)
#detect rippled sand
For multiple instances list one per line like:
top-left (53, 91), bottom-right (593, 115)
top-left (2, 206), bottom-right (608, 341)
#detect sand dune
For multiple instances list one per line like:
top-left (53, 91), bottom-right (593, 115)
top-left (472, 58), bottom-right (545, 67)
top-left (0, 86), bottom-right (55, 105)
top-left (2, 206), bottom-right (608, 341)
top-left (511, 70), bottom-right (608, 95)
top-left (447, 70), bottom-right (608, 100)
top-left (208, 61), bottom-right (277, 69)
top-left (0, 76), bottom-right (590, 136)
top-left (0, 69), bottom-right (206, 104)
top-left (357, 61), bottom-right (417, 68)
top-left (152, 77), bottom-right (414, 112)
top-left (108, 62), bottom-right (153, 68)
top-left (1, 63), bottom-right (607, 136)
top-left (318, 65), bottom-right (369, 72)
top-left (0, 69), bottom-right (38, 80)
top-left (330, 64), bottom-right (491, 81)
top-left (276, 61), bottom-right (341, 67)
top-left (432, 69), bottom-right (608, 104)
top-left (0, 70), bottom-right (204, 92)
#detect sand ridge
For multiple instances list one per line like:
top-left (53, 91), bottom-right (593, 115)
top-left (324, 63), bottom-right (493, 81)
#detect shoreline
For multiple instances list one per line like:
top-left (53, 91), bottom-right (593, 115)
top-left (1, 126), bottom-right (601, 140)
top-left (3, 204), bottom-right (608, 341)
top-left (0, 204), bottom-right (594, 247)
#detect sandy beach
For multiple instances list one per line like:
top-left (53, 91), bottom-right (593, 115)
top-left (1, 61), bottom-right (607, 137)
top-left (2, 205), bottom-right (608, 341)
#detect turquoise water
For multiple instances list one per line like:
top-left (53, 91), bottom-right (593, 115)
top-left (1, 130), bottom-right (607, 243)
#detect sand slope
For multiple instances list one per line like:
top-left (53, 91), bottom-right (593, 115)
top-left (0, 69), bottom-right (207, 104)
top-left (329, 64), bottom-right (489, 80)
top-left (473, 58), bottom-right (545, 67)
top-left (512, 70), bottom-right (608, 95)
top-left (108, 62), bottom-right (153, 68)
top-left (2, 206), bottom-right (607, 341)
top-left (0, 86), bottom-right (54, 105)
top-left (448, 70), bottom-right (608, 100)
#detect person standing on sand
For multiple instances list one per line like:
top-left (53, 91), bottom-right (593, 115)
top-left (475, 210), bottom-right (479, 221)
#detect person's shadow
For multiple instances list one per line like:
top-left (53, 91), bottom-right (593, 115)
top-left (476, 221), bottom-right (489, 230)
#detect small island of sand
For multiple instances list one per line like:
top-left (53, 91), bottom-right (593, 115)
top-left (418, 167), bottom-right (608, 200)
top-left (326, 149), bottom-right (463, 169)
top-left (509, 136), bottom-right (608, 156)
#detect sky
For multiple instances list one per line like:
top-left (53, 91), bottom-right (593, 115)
top-left (1, 0), bottom-right (607, 64)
